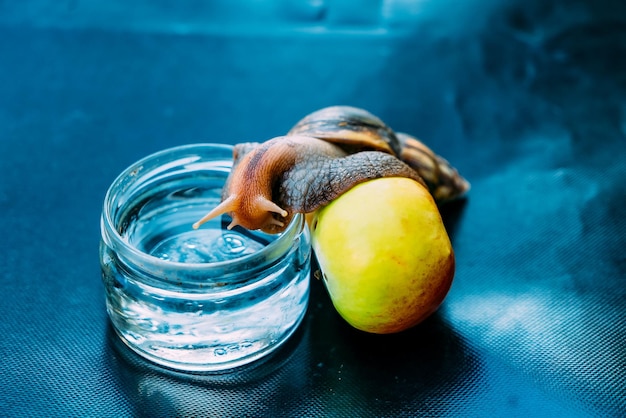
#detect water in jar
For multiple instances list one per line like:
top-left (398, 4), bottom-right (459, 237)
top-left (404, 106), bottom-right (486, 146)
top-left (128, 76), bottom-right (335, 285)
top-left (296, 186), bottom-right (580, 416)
top-left (101, 177), bottom-right (310, 372)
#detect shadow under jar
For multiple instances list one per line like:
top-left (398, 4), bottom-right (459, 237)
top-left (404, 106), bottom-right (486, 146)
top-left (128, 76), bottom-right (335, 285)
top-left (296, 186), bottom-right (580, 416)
top-left (100, 144), bottom-right (311, 372)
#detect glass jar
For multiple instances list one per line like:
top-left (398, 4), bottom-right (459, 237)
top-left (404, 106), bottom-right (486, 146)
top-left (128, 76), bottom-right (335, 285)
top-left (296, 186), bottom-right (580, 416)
top-left (100, 144), bottom-right (311, 372)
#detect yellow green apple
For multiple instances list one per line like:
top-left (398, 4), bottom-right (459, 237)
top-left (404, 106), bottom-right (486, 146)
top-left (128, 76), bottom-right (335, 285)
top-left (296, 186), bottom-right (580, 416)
top-left (310, 177), bottom-right (455, 334)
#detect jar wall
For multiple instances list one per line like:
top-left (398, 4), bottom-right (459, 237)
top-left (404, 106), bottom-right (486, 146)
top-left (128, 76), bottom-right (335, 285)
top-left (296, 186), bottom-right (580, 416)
top-left (99, 144), bottom-right (312, 372)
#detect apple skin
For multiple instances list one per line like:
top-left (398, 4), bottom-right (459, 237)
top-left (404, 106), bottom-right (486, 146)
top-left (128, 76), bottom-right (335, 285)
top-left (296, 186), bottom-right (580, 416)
top-left (310, 177), bottom-right (455, 334)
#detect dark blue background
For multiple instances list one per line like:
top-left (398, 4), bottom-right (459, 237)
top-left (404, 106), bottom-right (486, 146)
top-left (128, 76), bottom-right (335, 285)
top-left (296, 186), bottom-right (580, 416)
top-left (1, 1), bottom-right (624, 416)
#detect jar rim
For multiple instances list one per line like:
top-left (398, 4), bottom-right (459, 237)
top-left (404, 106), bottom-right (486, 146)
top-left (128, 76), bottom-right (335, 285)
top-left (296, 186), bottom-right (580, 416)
top-left (101, 143), bottom-right (305, 280)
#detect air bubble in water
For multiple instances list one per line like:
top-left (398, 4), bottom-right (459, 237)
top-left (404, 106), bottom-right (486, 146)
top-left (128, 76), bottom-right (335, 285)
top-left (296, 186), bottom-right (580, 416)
top-left (214, 347), bottom-right (228, 356)
top-left (218, 233), bottom-right (246, 255)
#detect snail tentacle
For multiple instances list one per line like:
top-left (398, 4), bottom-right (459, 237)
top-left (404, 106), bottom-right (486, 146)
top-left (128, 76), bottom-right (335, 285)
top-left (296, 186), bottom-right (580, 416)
top-left (192, 194), bottom-right (238, 230)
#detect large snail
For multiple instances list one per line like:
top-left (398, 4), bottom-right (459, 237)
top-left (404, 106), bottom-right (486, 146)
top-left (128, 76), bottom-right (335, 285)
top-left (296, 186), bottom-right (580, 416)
top-left (192, 106), bottom-right (470, 234)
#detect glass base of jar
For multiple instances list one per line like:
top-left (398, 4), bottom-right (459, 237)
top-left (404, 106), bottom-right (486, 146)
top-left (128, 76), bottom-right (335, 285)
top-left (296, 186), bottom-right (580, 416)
top-left (107, 301), bottom-right (309, 373)
top-left (101, 244), bottom-right (310, 373)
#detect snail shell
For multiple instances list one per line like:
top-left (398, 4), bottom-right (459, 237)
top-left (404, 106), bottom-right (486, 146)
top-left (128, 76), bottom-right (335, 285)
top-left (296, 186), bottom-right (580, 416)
top-left (288, 105), bottom-right (402, 156)
top-left (396, 132), bottom-right (470, 202)
top-left (290, 106), bottom-right (469, 203)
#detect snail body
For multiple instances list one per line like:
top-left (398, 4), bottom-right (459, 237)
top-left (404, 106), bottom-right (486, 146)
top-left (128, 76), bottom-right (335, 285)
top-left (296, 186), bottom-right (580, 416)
top-left (193, 106), bottom-right (469, 233)
top-left (193, 135), bottom-right (341, 233)
top-left (193, 134), bottom-right (424, 233)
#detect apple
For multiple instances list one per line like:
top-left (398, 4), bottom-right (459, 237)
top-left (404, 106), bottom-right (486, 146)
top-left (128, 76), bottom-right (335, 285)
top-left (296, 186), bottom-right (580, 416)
top-left (310, 177), bottom-right (455, 334)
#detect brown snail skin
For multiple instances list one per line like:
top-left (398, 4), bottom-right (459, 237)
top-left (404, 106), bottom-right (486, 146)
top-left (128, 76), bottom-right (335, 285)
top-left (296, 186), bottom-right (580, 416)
top-left (193, 135), bottom-right (425, 234)
top-left (193, 106), bottom-right (469, 234)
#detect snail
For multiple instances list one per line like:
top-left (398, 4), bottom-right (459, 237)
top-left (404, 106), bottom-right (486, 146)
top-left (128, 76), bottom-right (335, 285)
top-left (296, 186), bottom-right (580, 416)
top-left (192, 106), bottom-right (470, 234)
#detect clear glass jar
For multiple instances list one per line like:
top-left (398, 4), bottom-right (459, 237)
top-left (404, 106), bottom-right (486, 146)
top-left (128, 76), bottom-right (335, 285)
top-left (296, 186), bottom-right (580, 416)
top-left (100, 144), bottom-right (311, 372)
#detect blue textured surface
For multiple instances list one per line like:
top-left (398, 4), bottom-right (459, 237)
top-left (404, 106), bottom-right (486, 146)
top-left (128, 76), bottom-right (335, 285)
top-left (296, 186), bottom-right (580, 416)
top-left (1, 1), bottom-right (625, 417)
